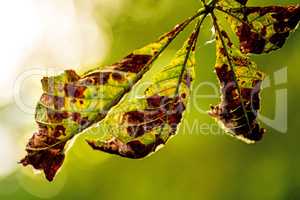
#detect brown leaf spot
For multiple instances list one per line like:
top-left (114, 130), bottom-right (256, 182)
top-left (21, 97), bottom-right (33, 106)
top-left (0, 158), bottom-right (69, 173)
top-left (65, 70), bottom-right (80, 82)
top-left (46, 109), bottom-right (69, 123)
top-left (161, 21), bottom-right (186, 39)
top-left (53, 125), bottom-right (66, 137)
top-left (40, 94), bottom-right (65, 110)
top-left (184, 72), bottom-right (193, 88)
top-left (20, 129), bottom-right (67, 181)
top-left (81, 72), bottom-right (111, 85)
top-left (114, 54), bottom-right (152, 73)
top-left (147, 95), bottom-right (170, 108)
top-left (126, 140), bottom-right (153, 158)
top-left (111, 72), bottom-right (124, 81)
top-left (88, 135), bottom-right (166, 159)
top-left (79, 117), bottom-right (90, 127)
top-left (64, 84), bottom-right (86, 98)
top-left (269, 32), bottom-right (290, 48)
top-left (235, 0), bottom-right (247, 5)
top-left (71, 112), bottom-right (81, 123)
top-left (124, 111), bottom-right (145, 124)
top-left (232, 56), bottom-right (251, 66)
top-left (215, 64), bottom-right (234, 84)
top-left (87, 138), bottom-right (136, 158)
top-left (123, 95), bottom-right (185, 138)
top-left (168, 102), bottom-right (185, 128)
top-left (237, 23), bottom-right (266, 54)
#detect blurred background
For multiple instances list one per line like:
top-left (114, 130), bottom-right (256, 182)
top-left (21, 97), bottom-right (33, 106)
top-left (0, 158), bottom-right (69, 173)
top-left (0, 0), bottom-right (299, 199)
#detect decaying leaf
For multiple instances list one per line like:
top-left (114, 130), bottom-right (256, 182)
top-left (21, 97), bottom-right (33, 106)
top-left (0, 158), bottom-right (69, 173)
top-left (85, 22), bottom-right (200, 158)
top-left (217, 4), bottom-right (300, 54)
top-left (20, 0), bottom-right (299, 182)
top-left (20, 19), bottom-right (195, 181)
top-left (209, 21), bottom-right (265, 143)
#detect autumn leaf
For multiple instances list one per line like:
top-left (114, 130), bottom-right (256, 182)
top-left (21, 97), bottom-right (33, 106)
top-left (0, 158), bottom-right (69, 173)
top-left (209, 15), bottom-right (265, 143)
top-left (19, 13), bottom-right (204, 181)
top-left (216, 3), bottom-right (300, 54)
top-left (20, 0), bottom-right (299, 182)
top-left (85, 20), bottom-right (202, 158)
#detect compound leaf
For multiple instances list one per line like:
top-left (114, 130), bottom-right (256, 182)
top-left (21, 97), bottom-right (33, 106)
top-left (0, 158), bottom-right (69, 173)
top-left (217, 4), bottom-right (300, 54)
top-left (20, 19), bottom-right (194, 181)
top-left (209, 21), bottom-right (265, 143)
top-left (20, 0), bottom-right (299, 182)
top-left (85, 23), bottom-right (200, 158)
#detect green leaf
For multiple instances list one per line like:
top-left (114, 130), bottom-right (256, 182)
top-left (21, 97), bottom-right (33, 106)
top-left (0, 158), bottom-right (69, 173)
top-left (20, 18), bottom-right (197, 181)
top-left (217, 5), bottom-right (300, 54)
top-left (209, 18), bottom-right (265, 143)
top-left (85, 23), bottom-right (201, 159)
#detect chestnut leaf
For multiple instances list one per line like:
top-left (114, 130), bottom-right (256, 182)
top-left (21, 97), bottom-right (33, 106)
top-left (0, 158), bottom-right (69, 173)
top-left (20, 0), bottom-right (300, 182)
top-left (209, 19), bottom-right (265, 143)
top-left (20, 18), bottom-right (195, 181)
top-left (85, 22), bottom-right (201, 159)
top-left (217, 4), bottom-right (300, 54)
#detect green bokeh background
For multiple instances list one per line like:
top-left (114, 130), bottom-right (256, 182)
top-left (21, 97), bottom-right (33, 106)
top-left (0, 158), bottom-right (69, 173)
top-left (1, 0), bottom-right (299, 199)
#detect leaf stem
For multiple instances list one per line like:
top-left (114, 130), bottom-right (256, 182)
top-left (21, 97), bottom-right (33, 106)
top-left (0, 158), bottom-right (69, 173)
top-left (174, 0), bottom-right (221, 96)
top-left (156, 14), bottom-right (208, 139)
top-left (175, 16), bottom-right (207, 96)
top-left (136, 8), bottom-right (208, 79)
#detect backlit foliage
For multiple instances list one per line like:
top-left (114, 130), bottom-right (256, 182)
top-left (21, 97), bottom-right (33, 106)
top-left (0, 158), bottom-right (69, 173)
top-left (21, 0), bottom-right (300, 181)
